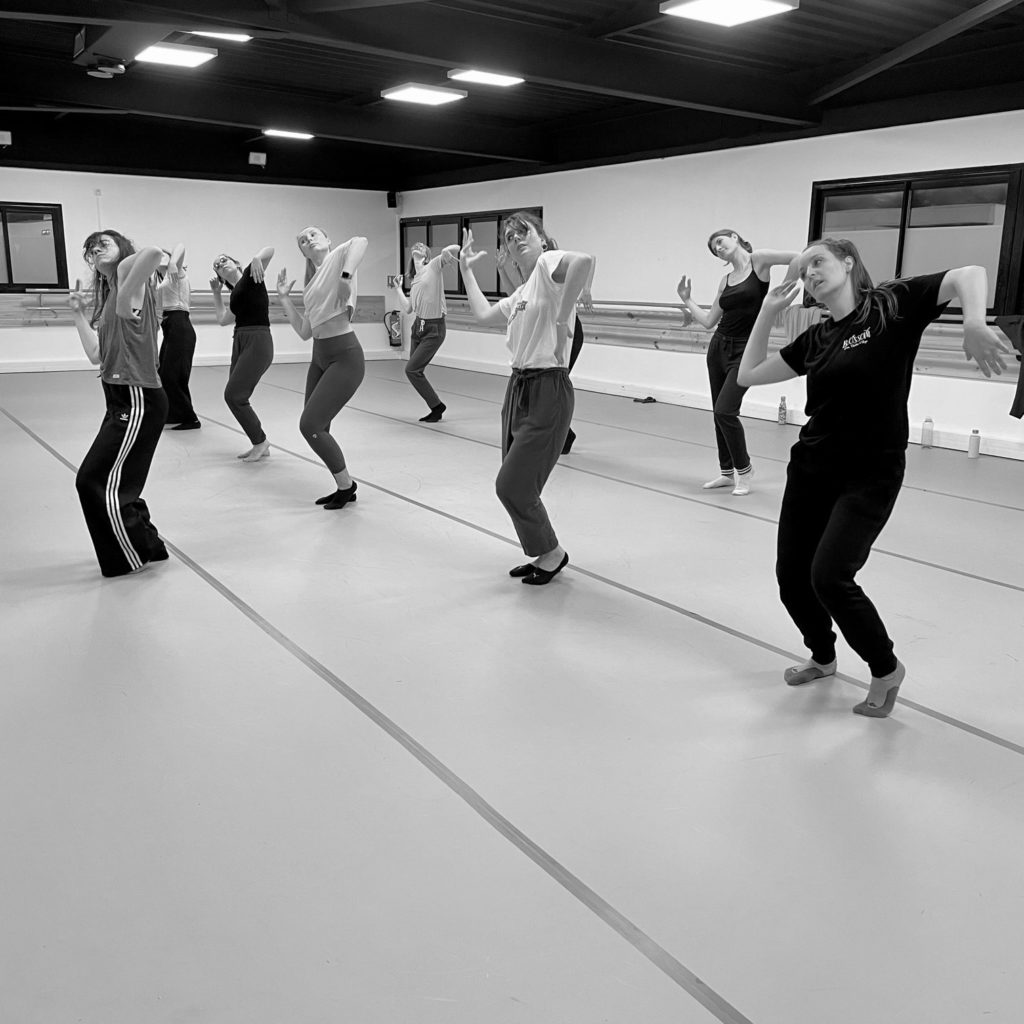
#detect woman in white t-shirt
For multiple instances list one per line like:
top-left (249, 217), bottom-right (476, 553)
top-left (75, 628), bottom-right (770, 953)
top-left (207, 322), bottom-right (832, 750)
top-left (389, 241), bottom-right (460, 421)
top-left (460, 211), bottom-right (594, 585)
top-left (276, 226), bottom-right (369, 509)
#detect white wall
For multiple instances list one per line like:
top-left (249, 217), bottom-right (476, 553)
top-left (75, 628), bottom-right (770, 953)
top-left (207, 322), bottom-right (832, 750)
top-left (400, 109), bottom-right (1024, 459)
top-left (0, 167), bottom-right (401, 366)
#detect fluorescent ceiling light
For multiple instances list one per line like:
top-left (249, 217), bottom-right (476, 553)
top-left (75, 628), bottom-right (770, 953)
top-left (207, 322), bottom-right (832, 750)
top-left (190, 31), bottom-right (253, 42)
top-left (660, 0), bottom-right (798, 28)
top-left (263, 128), bottom-right (314, 140)
top-left (447, 69), bottom-right (524, 87)
top-left (134, 42), bottom-right (217, 67)
top-left (381, 83), bottom-right (467, 106)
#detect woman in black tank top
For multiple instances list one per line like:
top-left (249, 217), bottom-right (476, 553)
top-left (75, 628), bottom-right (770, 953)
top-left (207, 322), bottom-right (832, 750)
top-left (210, 248), bottom-right (276, 462)
top-left (677, 229), bottom-right (799, 495)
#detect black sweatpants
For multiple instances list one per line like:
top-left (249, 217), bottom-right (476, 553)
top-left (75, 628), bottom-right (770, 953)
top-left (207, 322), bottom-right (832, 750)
top-left (225, 325), bottom-right (274, 444)
top-left (76, 383), bottom-right (169, 577)
top-left (706, 332), bottom-right (751, 474)
top-left (406, 317), bottom-right (446, 409)
top-left (497, 368), bottom-right (574, 556)
top-left (158, 310), bottom-right (198, 424)
top-left (776, 445), bottom-right (904, 677)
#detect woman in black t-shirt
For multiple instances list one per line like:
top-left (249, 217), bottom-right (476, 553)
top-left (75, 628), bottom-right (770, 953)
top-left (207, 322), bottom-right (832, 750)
top-left (738, 237), bottom-right (1010, 717)
top-left (210, 248), bottom-right (275, 462)
top-left (677, 229), bottom-right (799, 495)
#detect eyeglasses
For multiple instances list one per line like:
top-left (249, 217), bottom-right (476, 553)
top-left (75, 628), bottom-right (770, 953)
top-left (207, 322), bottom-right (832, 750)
top-left (213, 256), bottom-right (233, 268)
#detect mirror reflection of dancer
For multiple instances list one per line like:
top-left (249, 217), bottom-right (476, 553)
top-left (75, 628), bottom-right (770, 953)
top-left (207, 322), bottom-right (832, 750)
top-left (276, 226), bottom-right (368, 509)
top-left (389, 241), bottom-right (460, 422)
top-left (677, 230), bottom-right (799, 495)
top-left (156, 243), bottom-right (200, 430)
top-left (460, 212), bottom-right (594, 585)
top-left (68, 231), bottom-right (169, 577)
top-left (739, 238), bottom-right (1011, 717)
top-left (210, 247), bottom-right (275, 462)
top-left (497, 239), bottom-right (594, 456)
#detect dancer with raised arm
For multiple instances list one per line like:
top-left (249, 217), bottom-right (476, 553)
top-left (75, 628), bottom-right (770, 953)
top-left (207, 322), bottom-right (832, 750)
top-left (460, 212), bottom-right (593, 585)
top-left (276, 226), bottom-right (368, 509)
top-left (677, 229), bottom-right (799, 495)
top-left (738, 239), bottom-right (1010, 717)
top-left (156, 243), bottom-right (200, 430)
top-left (389, 241), bottom-right (459, 422)
top-left (68, 230), bottom-right (169, 577)
top-left (210, 247), bottom-right (275, 462)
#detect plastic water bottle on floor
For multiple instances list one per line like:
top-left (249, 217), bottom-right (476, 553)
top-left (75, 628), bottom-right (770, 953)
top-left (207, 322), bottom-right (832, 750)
top-left (967, 429), bottom-right (981, 459)
top-left (921, 417), bottom-right (934, 448)
top-left (777, 396), bottom-right (787, 425)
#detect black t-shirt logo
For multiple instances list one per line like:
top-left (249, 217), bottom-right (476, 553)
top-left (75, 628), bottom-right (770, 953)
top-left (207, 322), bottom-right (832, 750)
top-left (842, 326), bottom-right (872, 351)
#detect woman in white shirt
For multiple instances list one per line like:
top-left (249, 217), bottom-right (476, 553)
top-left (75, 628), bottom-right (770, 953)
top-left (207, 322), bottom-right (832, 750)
top-left (389, 242), bottom-right (460, 422)
top-left (276, 226), bottom-right (369, 509)
top-left (460, 211), bottom-right (594, 585)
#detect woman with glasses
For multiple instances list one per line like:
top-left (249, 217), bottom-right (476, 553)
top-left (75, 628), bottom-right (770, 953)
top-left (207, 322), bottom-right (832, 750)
top-left (459, 212), bottom-right (593, 585)
top-left (275, 226), bottom-right (368, 509)
top-left (68, 230), bottom-right (169, 577)
top-left (211, 248), bottom-right (275, 462)
top-left (156, 243), bottom-right (200, 430)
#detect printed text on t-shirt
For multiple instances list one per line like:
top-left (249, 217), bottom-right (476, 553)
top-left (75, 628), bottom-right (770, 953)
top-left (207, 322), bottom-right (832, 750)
top-left (842, 327), bottom-right (872, 351)
top-left (508, 300), bottom-right (528, 325)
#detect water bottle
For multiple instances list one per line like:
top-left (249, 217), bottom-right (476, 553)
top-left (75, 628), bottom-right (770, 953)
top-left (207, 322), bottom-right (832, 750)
top-left (967, 429), bottom-right (981, 459)
top-left (777, 396), bottom-right (787, 425)
top-left (921, 417), bottom-right (934, 448)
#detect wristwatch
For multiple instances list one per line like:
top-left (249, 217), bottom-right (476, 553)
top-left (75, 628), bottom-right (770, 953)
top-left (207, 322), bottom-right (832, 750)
top-left (341, 271), bottom-right (352, 280)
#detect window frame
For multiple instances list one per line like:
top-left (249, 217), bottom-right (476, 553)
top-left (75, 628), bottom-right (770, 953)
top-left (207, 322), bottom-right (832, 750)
top-left (808, 165), bottom-right (1024, 317)
top-left (0, 202), bottom-right (70, 292)
top-left (399, 206), bottom-right (543, 298)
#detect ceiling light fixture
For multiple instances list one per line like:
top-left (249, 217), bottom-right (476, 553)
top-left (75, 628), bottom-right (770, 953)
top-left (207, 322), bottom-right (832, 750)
top-left (447, 69), bottom-right (524, 87)
top-left (381, 83), bottom-right (467, 106)
top-left (190, 31), bottom-right (253, 42)
top-left (134, 42), bottom-right (218, 67)
top-left (659, 0), bottom-right (798, 28)
top-left (263, 128), bottom-right (314, 140)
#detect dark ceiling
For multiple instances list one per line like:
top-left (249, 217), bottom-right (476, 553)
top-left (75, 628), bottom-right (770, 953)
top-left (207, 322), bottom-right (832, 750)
top-left (3, 0), bottom-right (1024, 192)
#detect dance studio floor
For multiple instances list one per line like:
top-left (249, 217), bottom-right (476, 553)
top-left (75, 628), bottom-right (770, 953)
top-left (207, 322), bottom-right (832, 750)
top-left (2, 360), bottom-right (1023, 1024)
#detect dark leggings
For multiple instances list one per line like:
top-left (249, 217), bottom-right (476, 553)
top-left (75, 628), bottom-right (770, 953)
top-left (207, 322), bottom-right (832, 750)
top-left (706, 332), bottom-right (750, 473)
top-left (224, 325), bottom-right (273, 444)
top-left (776, 445), bottom-right (904, 677)
top-left (158, 310), bottom-right (198, 423)
top-left (406, 317), bottom-right (446, 409)
top-left (498, 368), bottom-right (574, 556)
top-left (301, 332), bottom-right (365, 474)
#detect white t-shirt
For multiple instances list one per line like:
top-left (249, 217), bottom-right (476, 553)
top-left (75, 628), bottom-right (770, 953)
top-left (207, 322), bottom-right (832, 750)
top-left (410, 250), bottom-right (456, 319)
top-left (156, 267), bottom-right (190, 313)
top-left (496, 250), bottom-right (576, 369)
top-left (303, 240), bottom-right (360, 330)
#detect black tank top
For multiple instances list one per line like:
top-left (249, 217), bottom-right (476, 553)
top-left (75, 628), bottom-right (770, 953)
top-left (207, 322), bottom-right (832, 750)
top-left (717, 270), bottom-right (769, 338)
top-left (229, 266), bottom-right (270, 328)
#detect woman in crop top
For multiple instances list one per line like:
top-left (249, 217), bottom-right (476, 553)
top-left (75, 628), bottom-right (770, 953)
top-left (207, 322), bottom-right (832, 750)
top-left (459, 211), bottom-right (594, 586)
top-left (388, 241), bottom-right (459, 422)
top-left (275, 226), bottom-right (368, 509)
top-left (677, 229), bottom-right (800, 495)
top-left (210, 247), bottom-right (276, 462)
top-left (155, 243), bottom-right (200, 430)
top-left (738, 237), bottom-right (1010, 717)
top-left (68, 229), bottom-right (170, 577)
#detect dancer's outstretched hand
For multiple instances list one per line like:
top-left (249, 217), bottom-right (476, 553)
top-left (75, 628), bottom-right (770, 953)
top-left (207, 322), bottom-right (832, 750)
top-left (249, 255), bottom-right (265, 284)
top-left (963, 322), bottom-right (1011, 378)
top-left (460, 229), bottom-right (487, 269)
top-left (276, 268), bottom-right (294, 298)
top-left (761, 279), bottom-right (801, 315)
top-left (676, 275), bottom-right (692, 302)
top-left (209, 276), bottom-right (222, 293)
top-left (68, 279), bottom-right (88, 313)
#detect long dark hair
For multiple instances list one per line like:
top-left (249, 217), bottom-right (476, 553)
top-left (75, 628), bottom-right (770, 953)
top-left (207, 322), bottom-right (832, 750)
top-left (82, 229), bottom-right (135, 327)
top-left (707, 228), bottom-right (752, 257)
top-left (805, 237), bottom-right (907, 330)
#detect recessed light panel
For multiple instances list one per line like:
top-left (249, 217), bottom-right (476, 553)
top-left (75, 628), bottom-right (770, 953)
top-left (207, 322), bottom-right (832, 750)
top-left (134, 42), bottom-right (218, 67)
top-left (381, 83), bottom-right (467, 106)
top-left (191, 31), bottom-right (253, 42)
top-left (263, 129), bottom-right (314, 140)
top-left (660, 0), bottom-right (798, 28)
top-left (447, 69), bottom-right (524, 87)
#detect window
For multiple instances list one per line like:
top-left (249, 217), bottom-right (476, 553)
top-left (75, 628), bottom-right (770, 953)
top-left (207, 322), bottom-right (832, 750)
top-left (399, 207), bottom-right (542, 297)
top-left (0, 203), bottom-right (69, 291)
top-left (809, 167), bottom-right (1024, 315)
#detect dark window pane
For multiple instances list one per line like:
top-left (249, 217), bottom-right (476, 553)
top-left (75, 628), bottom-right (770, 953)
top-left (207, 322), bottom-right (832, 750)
top-left (7, 208), bottom-right (59, 284)
top-left (821, 191), bottom-right (902, 283)
top-left (429, 221), bottom-right (459, 291)
top-left (467, 217), bottom-right (499, 294)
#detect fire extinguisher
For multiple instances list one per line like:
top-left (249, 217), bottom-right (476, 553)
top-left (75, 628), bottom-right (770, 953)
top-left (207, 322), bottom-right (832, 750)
top-left (384, 309), bottom-right (402, 347)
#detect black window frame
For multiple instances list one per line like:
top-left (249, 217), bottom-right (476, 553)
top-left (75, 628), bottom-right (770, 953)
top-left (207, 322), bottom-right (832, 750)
top-left (809, 165), bottom-right (1024, 317)
top-left (399, 206), bottom-right (543, 298)
top-left (0, 201), bottom-right (70, 292)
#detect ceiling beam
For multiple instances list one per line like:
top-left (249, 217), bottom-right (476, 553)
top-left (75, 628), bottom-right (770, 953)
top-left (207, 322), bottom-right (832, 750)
top-left (0, 0), bottom-right (816, 125)
top-left (294, 0), bottom-right (432, 11)
top-left (1, 54), bottom-right (548, 163)
top-left (811, 0), bottom-right (1024, 103)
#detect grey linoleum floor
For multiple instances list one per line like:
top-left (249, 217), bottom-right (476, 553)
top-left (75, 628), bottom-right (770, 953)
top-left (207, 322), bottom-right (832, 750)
top-left (1, 361), bottom-right (1023, 1024)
